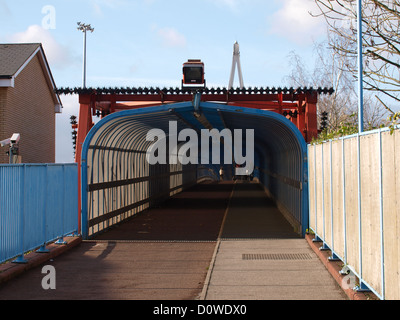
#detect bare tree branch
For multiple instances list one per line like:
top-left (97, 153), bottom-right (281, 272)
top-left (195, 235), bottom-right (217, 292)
top-left (313, 0), bottom-right (400, 104)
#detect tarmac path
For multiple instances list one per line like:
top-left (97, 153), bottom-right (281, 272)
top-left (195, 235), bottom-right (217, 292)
top-left (0, 182), bottom-right (230, 300)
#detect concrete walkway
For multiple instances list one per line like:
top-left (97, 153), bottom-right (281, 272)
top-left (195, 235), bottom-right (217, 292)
top-left (200, 181), bottom-right (347, 300)
top-left (201, 238), bottom-right (347, 300)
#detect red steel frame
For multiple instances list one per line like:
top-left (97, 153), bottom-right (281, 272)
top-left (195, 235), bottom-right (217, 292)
top-left (73, 90), bottom-right (319, 232)
top-left (75, 91), bottom-right (318, 163)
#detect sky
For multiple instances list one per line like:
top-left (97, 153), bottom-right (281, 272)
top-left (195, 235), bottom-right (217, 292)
top-left (0, 0), bottom-right (329, 163)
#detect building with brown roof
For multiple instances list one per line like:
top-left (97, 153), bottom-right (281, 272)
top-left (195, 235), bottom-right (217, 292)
top-left (0, 43), bottom-right (62, 163)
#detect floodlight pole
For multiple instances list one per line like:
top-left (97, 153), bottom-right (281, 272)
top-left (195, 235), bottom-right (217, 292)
top-left (82, 29), bottom-right (87, 88)
top-left (357, 0), bottom-right (364, 133)
top-left (77, 22), bottom-right (94, 89)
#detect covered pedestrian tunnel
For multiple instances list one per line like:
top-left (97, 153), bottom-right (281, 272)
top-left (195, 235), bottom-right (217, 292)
top-left (79, 99), bottom-right (310, 239)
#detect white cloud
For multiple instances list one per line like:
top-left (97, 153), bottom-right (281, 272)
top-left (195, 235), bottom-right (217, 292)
top-left (269, 0), bottom-right (326, 44)
top-left (153, 26), bottom-right (186, 48)
top-left (8, 25), bottom-right (77, 69)
top-left (214, 0), bottom-right (238, 8)
top-left (89, 0), bottom-right (128, 16)
top-left (209, 0), bottom-right (243, 11)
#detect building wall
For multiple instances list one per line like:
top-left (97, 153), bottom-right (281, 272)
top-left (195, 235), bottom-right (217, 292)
top-left (0, 54), bottom-right (55, 163)
top-left (0, 88), bottom-right (8, 161)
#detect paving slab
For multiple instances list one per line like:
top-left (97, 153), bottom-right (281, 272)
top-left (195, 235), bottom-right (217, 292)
top-left (201, 182), bottom-right (348, 300)
top-left (202, 239), bottom-right (348, 300)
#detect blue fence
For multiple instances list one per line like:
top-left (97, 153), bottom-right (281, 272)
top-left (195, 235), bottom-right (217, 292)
top-left (0, 164), bottom-right (78, 264)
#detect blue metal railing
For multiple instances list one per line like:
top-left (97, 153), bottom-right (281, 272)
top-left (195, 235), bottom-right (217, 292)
top-left (0, 164), bottom-right (78, 264)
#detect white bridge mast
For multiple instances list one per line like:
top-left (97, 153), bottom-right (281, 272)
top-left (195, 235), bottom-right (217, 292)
top-left (228, 41), bottom-right (244, 89)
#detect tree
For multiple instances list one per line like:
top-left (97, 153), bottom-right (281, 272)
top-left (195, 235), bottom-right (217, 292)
top-left (311, 0), bottom-right (400, 126)
top-left (284, 38), bottom-right (386, 134)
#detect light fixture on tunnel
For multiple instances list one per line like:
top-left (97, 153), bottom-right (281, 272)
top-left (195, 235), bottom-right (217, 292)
top-left (182, 59), bottom-right (206, 90)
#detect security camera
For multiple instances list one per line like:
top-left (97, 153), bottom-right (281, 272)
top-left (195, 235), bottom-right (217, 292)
top-left (10, 133), bottom-right (20, 144)
top-left (1, 133), bottom-right (20, 147)
top-left (0, 138), bottom-right (11, 147)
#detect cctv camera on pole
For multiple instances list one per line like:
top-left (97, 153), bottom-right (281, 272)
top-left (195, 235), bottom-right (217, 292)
top-left (0, 133), bottom-right (20, 164)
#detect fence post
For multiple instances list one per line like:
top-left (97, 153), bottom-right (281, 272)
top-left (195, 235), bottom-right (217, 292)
top-left (378, 129), bottom-right (385, 299)
top-left (312, 144), bottom-right (322, 242)
top-left (320, 143), bottom-right (329, 250)
top-left (342, 138), bottom-right (347, 266)
top-left (56, 165), bottom-right (67, 245)
top-left (37, 165), bottom-right (49, 253)
top-left (356, 133), bottom-right (370, 292)
top-left (13, 165), bottom-right (27, 264)
top-left (357, 133), bottom-right (362, 282)
top-left (329, 140), bottom-right (339, 260)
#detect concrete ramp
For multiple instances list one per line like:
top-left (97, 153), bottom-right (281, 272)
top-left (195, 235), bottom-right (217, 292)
top-left (201, 181), bottom-right (348, 300)
top-left (202, 239), bottom-right (347, 300)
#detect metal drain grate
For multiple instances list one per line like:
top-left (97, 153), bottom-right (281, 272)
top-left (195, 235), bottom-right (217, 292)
top-left (242, 253), bottom-right (313, 260)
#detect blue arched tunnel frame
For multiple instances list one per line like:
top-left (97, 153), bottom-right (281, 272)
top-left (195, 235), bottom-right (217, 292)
top-left (81, 102), bottom-right (309, 239)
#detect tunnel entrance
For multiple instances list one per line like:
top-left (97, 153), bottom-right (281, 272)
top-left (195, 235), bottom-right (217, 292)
top-left (80, 102), bottom-right (308, 239)
top-left (93, 181), bottom-right (301, 241)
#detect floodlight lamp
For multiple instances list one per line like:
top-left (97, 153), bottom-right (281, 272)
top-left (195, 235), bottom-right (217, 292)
top-left (77, 22), bottom-right (94, 32)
